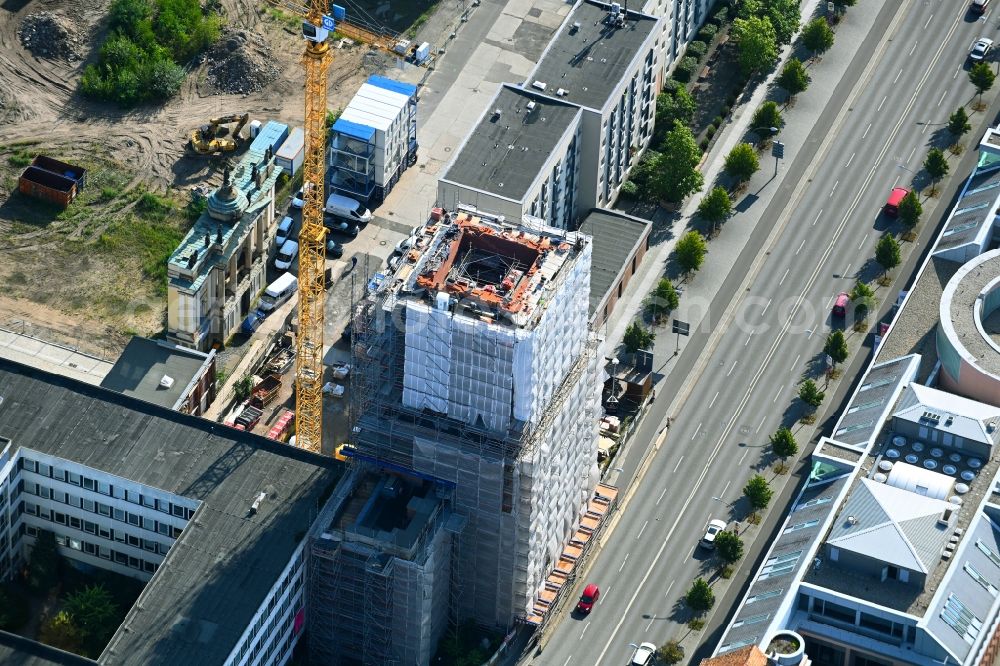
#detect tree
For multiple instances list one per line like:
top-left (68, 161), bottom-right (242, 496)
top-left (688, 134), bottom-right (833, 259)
top-left (970, 62), bottom-right (996, 104)
top-left (649, 278), bottom-right (680, 321)
top-left (948, 106), bottom-right (971, 139)
top-left (802, 18), bottom-right (834, 58)
top-left (777, 58), bottom-right (810, 101)
top-left (799, 379), bottom-right (825, 409)
top-left (0, 586), bottom-right (28, 632)
top-left (763, 0), bottom-right (801, 45)
top-left (39, 611), bottom-right (83, 654)
top-left (64, 585), bottom-right (119, 656)
top-left (924, 148), bottom-right (949, 191)
top-left (875, 233), bottom-right (901, 276)
top-left (234, 375), bottom-right (254, 402)
top-left (685, 578), bottom-right (715, 613)
top-left (675, 231), bottom-right (708, 276)
top-left (623, 321), bottom-right (655, 354)
top-left (714, 530), bottom-right (745, 565)
top-left (26, 529), bottom-right (60, 593)
top-left (697, 186), bottom-right (733, 233)
top-left (732, 16), bottom-right (779, 76)
top-left (654, 86), bottom-right (697, 142)
top-left (850, 280), bottom-right (876, 319)
top-left (833, 0), bottom-right (857, 6)
top-left (824, 330), bottom-right (849, 368)
top-left (629, 149), bottom-right (662, 202)
top-left (657, 640), bottom-right (685, 665)
top-left (743, 474), bottom-right (773, 511)
top-left (751, 101), bottom-right (783, 139)
top-left (651, 122), bottom-right (704, 203)
top-left (897, 190), bottom-right (922, 229)
top-left (724, 143), bottom-right (760, 183)
top-left (770, 426), bottom-right (799, 459)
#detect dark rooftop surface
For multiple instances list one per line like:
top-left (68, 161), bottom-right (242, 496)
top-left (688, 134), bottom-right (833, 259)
top-left (936, 166), bottom-right (1000, 252)
top-left (578, 208), bottom-right (651, 316)
top-left (0, 359), bottom-right (342, 666)
top-left (99, 337), bottom-right (210, 410)
top-left (0, 631), bottom-right (95, 666)
top-left (831, 355), bottom-right (916, 448)
top-left (441, 84), bottom-right (580, 202)
top-left (528, 0), bottom-right (658, 112)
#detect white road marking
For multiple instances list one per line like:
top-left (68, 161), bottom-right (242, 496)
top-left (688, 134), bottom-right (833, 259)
top-left (762, 298), bottom-right (771, 315)
top-left (830, 180), bottom-right (839, 197)
top-left (893, 174), bottom-right (901, 187)
top-left (893, 68), bottom-right (903, 84)
top-left (937, 89), bottom-right (948, 107)
top-left (909, 41), bottom-right (918, 56)
top-left (664, 580), bottom-right (675, 598)
top-left (727, 360), bottom-right (738, 377)
top-left (921, 123), bottom-right (928, 135)
top-left (564, 657), bottom-right (572, 666)
top-left (773, 386), bottom-right (782, 403)
top-left (813, 209), bottom-right (822, 226)
top-left (709, 391), bottom-right (719, 408)
top-left (791, 354), bottom-right (801, 371)
top-left (645, 616), bottom-right (655, 632)
top-left (954, 66), bottom-right (961, 80)
top-left (846, 152), bottom-right (855, 167)
top-left (756, 415), bottom-right (766, 433)
top-left (858, 233), bottom-right (869, 250)
top-left (844, 262), bottom-right (852, 275)
top-left (862, 123), bottom-right (872, 138)
top-left (637, 520), bottom-right (649, 539)
top-left (598, 587), bottom-right (608, 605)
top-left (924, 13), bottom-right (933, 29)
top-left (796, 239), bottom-right (806, 255)
top-left (656, 488), bottom-right (667, 505)
top-left (780, 268), bottom-right (790, 285)
top-left (739, 448), bottom-right (750, 465)
top-left (877, 95), bottom-right (887, 111)
top-left (581, 622), bottom-right (590, 638)
top-left (808, 328), bottom-right (815, 339)
top-left (596, 12), bottom-right (966, 661)
top-left (745, 333), bottom-right (753, 346)
top-left (722, 480), bottom-right (731, 497)
top-left (673, 456), bottom-right (684, 473)
top-left (692, 423), bottom-right (702, 440)
top-left (619, 553), bottom-right (629, 572)
top-left (907, 146), bottom-right (916, 162)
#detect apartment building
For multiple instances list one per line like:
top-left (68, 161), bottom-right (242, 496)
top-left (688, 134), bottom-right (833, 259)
top-left (0, 357), bottom-right (339, 665)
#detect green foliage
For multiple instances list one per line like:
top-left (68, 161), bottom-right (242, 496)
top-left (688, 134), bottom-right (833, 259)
top-left (743, 474), bottom-right (773, 511)
top-left (948, 106), bottom-right (971, 138)
top-left (0, 585), bottom-right (28, 632)
top-left (924, 148), bottom-right (949, 184)
top-left (799, 379), bottom-right (825, 409)
top-left (654, 86), bottom-right (696, 141)
top-left (714, 529), bottom-right (745, 564)
top-left (712, 6), bottom-right (729, 26)
top-left (652, 122), bottom-right (704, 203)
top-left (326, 107), bottom-right (344, 128)
top-left (688, 617), bottom-right (706, 630)
top-left (687, 40), bottom-right (708, 60)
top-left (763, 0), bottom-right (801, 45)
top-left (619, 179), bottom-right (639, 198)
top-left (770, 426), bottom-right (799, 458)
top-left (39, 611), bottom-right (83, 654)
top-left (234, 375), bottom-right (255, 402)
top-left (834, 0), bottom-right (857, 5)
top-left (649, 278), bottom-right (680, 319)
top-left (27, 529), bottom-right (61, 593)
top-left (624, 321), bottom-right (656, 354)
top-left (897, 190), bottom-right (922, 228)
top-left (778, 58), bottom-right (810, 99)
top-left (752, 101), bottom-right (782, 136)
top-left (658, 640), bottom-right (686, 665)
top-left (824, 330), bottom-right (848, 366)
top-left (712, 115), bottom-right (724, 127)
top-left (849, 280), bottom-right (876, 318)
top-left (707, 125), bottom-right (717, 139)
top-left (185, 194), bottom-right (208, 222)
top-left (64, 585), bottom-right (119, 657)
top-left (96, 213), bottom-right (185, 295)
top-left (697, 24), bottom-right (718, 42)
top-left (724, 142), bottom-right (760, 183)
top-left (433, 621), bottom-right (501, 666)
top-left (81, 0), bottom-right (218, 106)
top-left (686, 578), bottom-right (715, 613)
top-left (802, 18), bottom-right (835, 57)
top-left (875, 233), bottom-right (901, 275)
top-left (675, 230), bottom-right (708, 276)
top-left (629, 149), bottom-right (662, 202)
top-left (970, 61), bottom-right (996, 99)
top-left (697, 186), bottom-right (733, 232)
top-left (732, 15), bottom-right (779, 75)
top-left (673, 55), bottom-right (699, 83)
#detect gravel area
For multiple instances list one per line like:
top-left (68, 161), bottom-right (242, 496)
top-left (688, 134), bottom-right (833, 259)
top-left (18, 12), bottom-right (81, 61)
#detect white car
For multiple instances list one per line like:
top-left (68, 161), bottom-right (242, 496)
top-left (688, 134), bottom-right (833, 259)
top-left (700, 519), bottom-right (728, 549)
top-left (628, 642), bottom-right (657, 666)
top-left (970, 37), bottom-right (993, 62)
top-left (322, 382), bottom-right (345, 398)
top-left (291, 189), bottom-right (305, 209)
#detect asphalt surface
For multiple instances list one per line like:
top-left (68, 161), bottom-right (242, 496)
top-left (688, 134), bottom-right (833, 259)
top-left (528, 3), bottom-right (999, 665)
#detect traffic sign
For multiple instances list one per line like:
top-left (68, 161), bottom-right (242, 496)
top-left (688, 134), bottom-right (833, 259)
top-left (772, 141), bottom-right (785, 159)
top-left (672, 320), bottom-right (690, 336)
top-left (322, 14), bottom-right (335, 30)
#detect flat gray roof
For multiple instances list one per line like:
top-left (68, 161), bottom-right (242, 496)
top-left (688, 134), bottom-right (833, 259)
top-left (527, 0), bottom-right (658, 112)
top-left (441, 84), bottom-right (580, 202)
top-left (578, 208), bottom-right (651, 316)
top-left (0, 358), bottom-right (342, 666)
top-left (947, 251), bottom-right (1000, 378)
top-left (832, 355), bottom-right (917, 448)
top-left (0, 630), bottom-right (94, 665)
top-left (100, 337), bottom-right (211, 410)
top-left (936, 166), bottom-right (1000, 253)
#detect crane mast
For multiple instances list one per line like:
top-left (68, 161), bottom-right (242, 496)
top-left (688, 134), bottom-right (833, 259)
top-left (294, 2), bottom-right (331, 454)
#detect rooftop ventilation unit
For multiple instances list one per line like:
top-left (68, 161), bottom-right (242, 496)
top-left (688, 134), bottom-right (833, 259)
top-left (570, 21), bottom-right (581, 33)
top-left (526, 101), bottom-right (537, 111)
top-left (532, 80), bottom-right (547, 91)
top-left (988, 421), bottom-right (997, 433)
top-left (556, 88), bottom-right (568, 97)
top-left (492, 108), bottom-right (502, 120)
top-left (846, 515), bottom-right (858, 526)
top-left (939, 507), bottom-right (954, 526)
top-left (921, 411), bottom-right (941, 424)
top-left (249, 491), bottom-right (266, 516)
top-left (610, 2), bottom-right (621, 14)
top-left (159, 375), bottom-right (175, 389)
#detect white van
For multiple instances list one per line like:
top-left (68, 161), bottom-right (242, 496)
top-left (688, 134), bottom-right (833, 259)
top-left (275, 216), bottom-right (294, 246)
top-left (325, 193), bottom-right (372, 224)
top-left (259, 272), bottom-right (298, 312)
top-left (275, 240), bottom-right (298, 270)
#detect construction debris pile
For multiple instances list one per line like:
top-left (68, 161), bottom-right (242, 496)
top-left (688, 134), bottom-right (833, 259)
top-left (18, 12), bottom-right (81, 61)
top-left (206, 30), bottom-right (279, 95)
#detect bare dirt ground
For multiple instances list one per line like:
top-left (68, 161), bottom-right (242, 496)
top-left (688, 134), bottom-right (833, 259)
top-left (0, 0), bottom-right (393, 357)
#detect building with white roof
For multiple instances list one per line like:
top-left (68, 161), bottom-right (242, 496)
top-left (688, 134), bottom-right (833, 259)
top-left (327, 75), bottom-right (418, 208)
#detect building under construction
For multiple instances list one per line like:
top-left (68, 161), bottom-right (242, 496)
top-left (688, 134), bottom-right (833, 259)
top-left (308, 208), bottom-right (601, 663)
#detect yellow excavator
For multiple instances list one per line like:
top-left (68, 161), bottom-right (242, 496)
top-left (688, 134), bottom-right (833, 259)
top-left (189, 113), bottom-right (250, 154)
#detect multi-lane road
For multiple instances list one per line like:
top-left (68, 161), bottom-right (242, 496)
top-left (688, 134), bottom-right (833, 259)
top-left (530, 2), bottom-right (996, 664)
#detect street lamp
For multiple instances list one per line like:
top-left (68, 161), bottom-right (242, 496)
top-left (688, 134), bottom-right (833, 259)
top-left (749, 125), bottom-right (779, 140)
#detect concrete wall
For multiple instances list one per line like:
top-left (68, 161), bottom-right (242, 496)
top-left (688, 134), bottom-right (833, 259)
top-left (891, 416), bottom-right (993, 459)
top-left (592, 232), bottom-right (651, 328)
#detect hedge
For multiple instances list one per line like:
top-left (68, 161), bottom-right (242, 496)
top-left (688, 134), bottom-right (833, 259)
top-left (686, 41), bottom-right (708, 60)
top-left (697, 24), bottom-right (718, 43)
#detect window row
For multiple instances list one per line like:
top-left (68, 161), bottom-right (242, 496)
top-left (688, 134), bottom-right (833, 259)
top-left (22, 504), bottom-right (173, 555)
top-left (20, 485), bottom-right (184, 539)
top-left (19, 458), bottom-right (195, 519)
top-left (22, 524), bottom-right (159, 575)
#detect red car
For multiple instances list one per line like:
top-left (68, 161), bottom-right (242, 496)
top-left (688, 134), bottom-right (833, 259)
top-left (884, 187), bottom-right (910, 217)
top-left (577, 583), bottom-right (600, 613)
